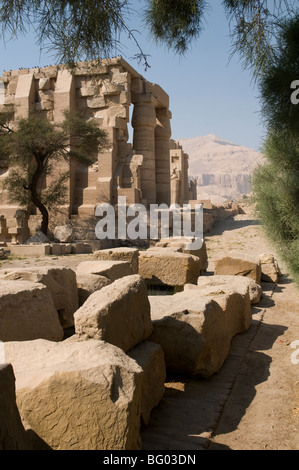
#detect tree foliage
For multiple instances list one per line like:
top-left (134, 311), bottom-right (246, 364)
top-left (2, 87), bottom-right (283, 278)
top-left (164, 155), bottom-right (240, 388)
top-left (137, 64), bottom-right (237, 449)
top-left (0, 0), bottom-right (297, 75)
top-left (144, 0), bottom-right (207, 55)
top-left (0, 0), bottom-right (133, 67)
top-left (0, 108), bottom-right (110, 234)
top-left (222, 0), bottom-right (297, 78)
top-left (252, 15), bottom-right (299, 284)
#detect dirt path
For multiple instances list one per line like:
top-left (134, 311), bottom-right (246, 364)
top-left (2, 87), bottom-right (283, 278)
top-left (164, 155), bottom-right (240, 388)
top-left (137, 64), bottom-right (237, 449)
top-left (141, 203), bottom-right (299, 450)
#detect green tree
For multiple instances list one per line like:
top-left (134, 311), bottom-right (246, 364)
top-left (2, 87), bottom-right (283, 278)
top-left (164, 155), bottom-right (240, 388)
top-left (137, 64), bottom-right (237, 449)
top-left (0, 1), bottom-right (296, 75)
top-left (252, 14), bottom-right (299, 284)
top-left (0, 108), bottom-right (109, 235)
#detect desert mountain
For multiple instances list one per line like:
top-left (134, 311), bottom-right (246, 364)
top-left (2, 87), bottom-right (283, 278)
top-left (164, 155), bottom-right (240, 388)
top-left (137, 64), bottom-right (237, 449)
top-left (178, 134), bottom-right (264, 202)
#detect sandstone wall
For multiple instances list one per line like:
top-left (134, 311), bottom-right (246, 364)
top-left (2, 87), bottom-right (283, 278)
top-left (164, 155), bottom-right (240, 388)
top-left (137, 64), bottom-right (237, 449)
top-left (0, 58), bottom-right (172, 223)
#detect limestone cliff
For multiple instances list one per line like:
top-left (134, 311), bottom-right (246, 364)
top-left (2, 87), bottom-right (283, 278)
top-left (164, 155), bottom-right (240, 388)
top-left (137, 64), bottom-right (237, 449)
top-left (178, 134), bottom-right (264, 201)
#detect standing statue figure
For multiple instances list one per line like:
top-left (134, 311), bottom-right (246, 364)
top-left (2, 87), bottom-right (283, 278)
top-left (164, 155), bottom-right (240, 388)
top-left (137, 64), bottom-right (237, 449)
top-left (12, 210), bottom-right (30, 244)
top-left (170, 166), bottom-right (181, 205)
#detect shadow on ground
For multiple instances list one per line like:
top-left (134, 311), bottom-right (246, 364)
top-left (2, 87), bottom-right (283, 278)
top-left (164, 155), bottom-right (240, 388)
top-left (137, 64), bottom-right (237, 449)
top-left (205, 216), bottom-right (261, 237)
top-left (141, 308), bottom-right (287, 450)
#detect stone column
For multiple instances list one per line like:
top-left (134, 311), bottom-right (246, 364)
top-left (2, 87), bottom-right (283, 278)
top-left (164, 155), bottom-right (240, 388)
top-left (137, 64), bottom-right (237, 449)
top-left (96, 126), bottom-right (118, 205)
top-left (155, 108), bottom-right (171, 205)
top-left (131, 92), bottom-right (157, 206)
top-left (14, 73), bottom-right (35, 119)
top-left (170, 169), bottom-right (181, 205)
top-left (53, 70), bottom-right (76, 217)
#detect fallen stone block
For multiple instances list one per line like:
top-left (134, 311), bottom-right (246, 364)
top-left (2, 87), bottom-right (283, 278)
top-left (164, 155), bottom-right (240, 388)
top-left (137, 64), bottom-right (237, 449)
top-left (74, 274), bottom-right (153, 352)
top-left (50, 244), bottom-right (62, 255)
top-left (214, 252), bottom-right (262, 283)
top-left (155, 237), bottom-right (208, 272)
top-left (0, 364), bottom-right (31, 450)
top-left (184, 278), bottom-right (252, 332)
top-left (147, 246), bottom-right (181, 253)
top-left (0, 280), bottom-right (63, 342)
top-left (148, 287), bottom-right (252, 377)
top-left (10, 244), bottom-right (51, 257)
top-left (64, 243), bottom-right (72, 254)
top-left (83, 242), bottom-right (93, 253)
top-left (25, 230), bottom-right (50, 244)
top-left (94, 247), bottom-right (139, 273)
top-left (191, 274), bottom-right (263, 305)
top-left (0, 266), bottom-right (79, 329)
top-left (76, 260), bottom-right (132, 281)
top-left (138, 251), bottom-right (201, 287)
top-left (259, 253), bottom-right (281, 283)
top-left (71, 242), bottom-right (85, 254)
top-left (4, 338), bottom-right (143, 450)
top-left (53, 225), bottom-right (73, 243)
top-left (127, 341), bottom-right (166, 426)
top-left (76, 273), bottom-right (112, 306)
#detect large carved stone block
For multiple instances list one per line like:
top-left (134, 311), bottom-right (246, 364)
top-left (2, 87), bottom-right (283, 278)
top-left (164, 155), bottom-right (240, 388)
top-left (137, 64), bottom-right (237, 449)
top-left (0, 266), bottom-right (78, 329)
top-left (148, 284), bottom-right (252, 377)
top-left (138, 250), bottom-right (201, 287)
top-left (74, 274), bottom-right (153, 352)
top-left (0, 280), bottom-right (63, 342)
top-left (4, 338), bottom-right (143, 450)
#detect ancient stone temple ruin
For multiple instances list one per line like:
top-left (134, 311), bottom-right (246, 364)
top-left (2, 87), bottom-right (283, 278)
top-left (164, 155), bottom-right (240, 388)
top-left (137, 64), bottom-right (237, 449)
top-left (0, 57), bottom-right (195, 234)
top-left (170, 140), bottom-right (197, 206)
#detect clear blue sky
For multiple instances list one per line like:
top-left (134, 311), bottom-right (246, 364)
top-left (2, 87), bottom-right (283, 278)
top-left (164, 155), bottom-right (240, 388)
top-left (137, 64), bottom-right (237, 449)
top-left (0, 0), bottom-right (266, 151)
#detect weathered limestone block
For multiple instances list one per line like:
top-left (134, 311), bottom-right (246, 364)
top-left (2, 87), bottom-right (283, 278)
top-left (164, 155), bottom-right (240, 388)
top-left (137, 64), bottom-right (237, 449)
top-left (53, 225), bottom-right (74, 243)
top-left (93, 247), bottom-right (139, 273)
top-left (107, 104), bottom-right (129, 126)
top-left (102, 80), bottom-right (123, 95)
top-left (25, 230), bottom-right (50, 244)
top-left (147, 246), bottom-right (182, 253)
top-left (127, 341), bottom-right (166, 426)
top-left (111, 67), bottom-right (130, 85)
top-left (214, 252), bottom-right (262, 283)
top-left (4, 338), bottom-right (143, 450)
top-left (74, 275), bottom-right (153, 352)
top-left (138, 250), bottom-right (201, 287)
top-left (184, 280), bottom-right (252, 334)
top-left (192, 274), bottom-right (263, 305)
top-left (10, 244), bottom-right (51, 257)
top-left (259, 253), bottom-right (281, 283)
top-left (76, 260), bottom-right (133, 281)
top-left (148, 288), bottom-right (252, 377)
top-left (0, 364), bottom-right (31, 450)
top-left (79, 83), bottom-right (99, 97)
top-left (87, 96), bottom-right (106, 108)
top-left (0, 266), bottom-right (78, 328)
top-left (38, 90), bottom-right (54, 102)
top-left (76, 273), bottom-right (112, 306)
top-left (71, 242), bottom-right (85, 254)
top-left (38, 77), bottom-right (51, 91)
top-left (35, 99), bottom-right (53, 111)
top-left (183, 241), bottom-right (208, 272)
top-left (50, 244), bottom-right (62, 255)
top-left (0, 280), bottom-right (63, 342)
top-left (155, 237), bottom-right (208, 272)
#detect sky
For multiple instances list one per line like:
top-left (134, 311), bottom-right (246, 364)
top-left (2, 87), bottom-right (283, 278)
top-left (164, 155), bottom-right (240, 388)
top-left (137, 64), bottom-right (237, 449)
top-left (0, 0), bottom-right (266, 152)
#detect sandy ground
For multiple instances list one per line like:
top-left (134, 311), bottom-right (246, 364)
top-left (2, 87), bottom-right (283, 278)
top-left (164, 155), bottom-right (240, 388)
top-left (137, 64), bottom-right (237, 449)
top-left (1, 202), bottom-right (298, 450)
